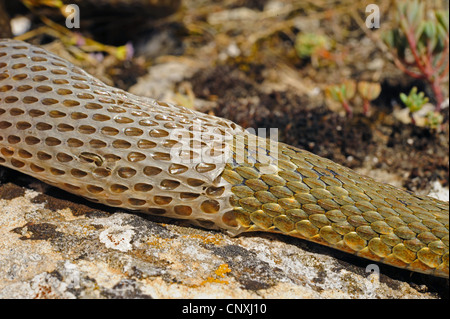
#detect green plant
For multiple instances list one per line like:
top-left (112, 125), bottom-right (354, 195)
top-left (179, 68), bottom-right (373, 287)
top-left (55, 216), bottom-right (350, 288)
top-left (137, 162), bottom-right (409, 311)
top-left (325, 80), bottom-right (356, 116)
top-left (383, 0), bottom-right (449, 111)
top-left (399, 86), bottom-right (429, 113)
top-left (295, 33), bottom-right (329, 58)
top-left (357, 81), bottom-right (381, 115)
top-left (295, 32), bottom-right (331, 66)
top-left (325, 81), bottom-right (382, 116)
top-left (399, 87), bottom-right (443, 129)
top-left (425, 111), bottom-right (444, 129)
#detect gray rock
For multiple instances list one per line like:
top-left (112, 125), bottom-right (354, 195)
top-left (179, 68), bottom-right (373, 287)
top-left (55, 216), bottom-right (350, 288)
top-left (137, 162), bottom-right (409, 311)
top-left (0, 182), bottom-right (446, 298)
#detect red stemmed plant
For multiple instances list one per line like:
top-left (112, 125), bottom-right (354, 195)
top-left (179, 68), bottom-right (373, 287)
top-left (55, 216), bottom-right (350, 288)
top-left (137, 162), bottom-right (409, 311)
top-left (384, 0), bottom-right (449, 111)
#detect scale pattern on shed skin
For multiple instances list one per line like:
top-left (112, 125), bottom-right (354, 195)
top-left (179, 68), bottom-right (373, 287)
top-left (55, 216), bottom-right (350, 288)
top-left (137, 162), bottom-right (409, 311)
top-left (0, 39), bottom-right (448, 278)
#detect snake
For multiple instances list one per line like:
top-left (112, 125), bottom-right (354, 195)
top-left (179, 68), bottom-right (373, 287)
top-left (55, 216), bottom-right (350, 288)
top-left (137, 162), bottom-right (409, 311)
top-left (0, 39), bottom-right (448, 278)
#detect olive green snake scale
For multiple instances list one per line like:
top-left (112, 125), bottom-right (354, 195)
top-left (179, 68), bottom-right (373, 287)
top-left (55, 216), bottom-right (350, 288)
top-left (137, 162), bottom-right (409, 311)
top-left (0, 39), bottom-right (448, 278)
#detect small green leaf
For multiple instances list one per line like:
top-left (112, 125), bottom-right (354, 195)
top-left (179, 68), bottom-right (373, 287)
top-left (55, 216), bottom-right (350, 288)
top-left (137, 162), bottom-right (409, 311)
top-left (400, 87), bottom-right (429, 113)
top-left (400, 92), bottom-right (408, 104)
top-left (426, 111), bottom-right (443, 129)
top-left (433, 23), bottom-right (446, 53)
top-left (399, 17), bottom-right (410, 34)
top-left (382, 30), bottom-right (394, 47)
top-left (436, 10), bottom-right (449, 32)
top-left (406, 0), bottom-right (422, 27)
top-left (423, 21), bottom-right (436, 40)
top-left (414, 21), bottom-right (426, 42)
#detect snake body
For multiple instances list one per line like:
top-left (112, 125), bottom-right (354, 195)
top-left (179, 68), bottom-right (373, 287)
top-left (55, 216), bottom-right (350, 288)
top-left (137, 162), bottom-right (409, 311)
top-left (0, 39), bottom-right (448, 278)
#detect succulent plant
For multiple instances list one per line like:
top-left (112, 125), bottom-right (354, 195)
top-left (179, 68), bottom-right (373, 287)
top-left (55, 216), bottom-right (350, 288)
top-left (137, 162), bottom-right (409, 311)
top-left (399, 86), bottom-right (429, 113)
top-left (383, 0), bottom-right (449, 111)
top-left (425, 111), bottom-right (444, 130)
top-left (357, 81), bottom-right (381, 115)
top-left (325, 80), bottom-right (356, 116)
top-left (295, 32), bottom-right (330, 59)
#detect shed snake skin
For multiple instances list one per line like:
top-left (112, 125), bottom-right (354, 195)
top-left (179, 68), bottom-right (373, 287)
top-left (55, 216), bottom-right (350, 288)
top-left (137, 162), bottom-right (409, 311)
top-left (0, 39), bottom-right (448, 278)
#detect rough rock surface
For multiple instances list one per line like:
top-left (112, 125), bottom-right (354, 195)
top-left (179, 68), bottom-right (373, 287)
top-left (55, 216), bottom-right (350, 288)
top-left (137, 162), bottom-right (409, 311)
top-left (0, 181), bottom-right (447, 299)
